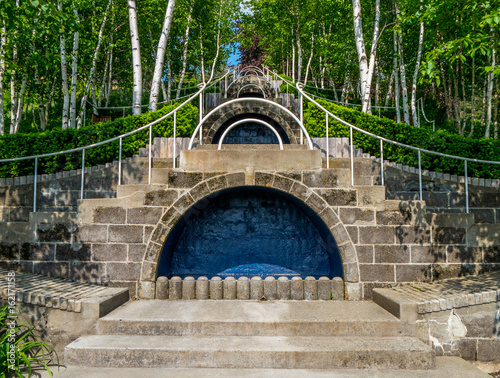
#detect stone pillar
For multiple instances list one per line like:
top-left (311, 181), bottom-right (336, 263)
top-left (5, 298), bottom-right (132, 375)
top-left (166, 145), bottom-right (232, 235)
top-left (196, 277), bottom-right (209, 300)
top-left (223, 277), bottom-right (237, 299)
top-left (277, 277), bottom-right (290, 300)
top-left (250, 277), bottom-right (264, 299)
top-left (237, 277), bottom-right (250, 300)
top-left (304, 276), bottom-right (318, 300)
top-left (182, 276), bottom-right (196, 299)
top-left (169, 276), bottom-right (182, 300)
top-left (264, 277), bottom-right (277, 300)
top-left (318, 277), bottom-right (331, 300)
top-left (210, 276), bottom-right (223, 300)
top-left (156, 276), bottom-right (169, 300)
top-left (332, 277), bottom-right (344, 300)
top-left (138, 281), bottom-right (155, 299)
top-left (291, 277), bottom-right (304, 300)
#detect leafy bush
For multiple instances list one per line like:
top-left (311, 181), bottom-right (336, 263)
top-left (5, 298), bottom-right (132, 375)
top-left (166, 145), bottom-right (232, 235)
top-left (0, 101), bottom-right (199, 178)
top-left (304, 99), bottom-right (500, 179)
top-left (0, 304), bottom-right (58, 377)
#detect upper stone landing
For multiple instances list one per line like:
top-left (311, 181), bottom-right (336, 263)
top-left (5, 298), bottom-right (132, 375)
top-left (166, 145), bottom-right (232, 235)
top-left (184, 72), bottom-right (315, 171)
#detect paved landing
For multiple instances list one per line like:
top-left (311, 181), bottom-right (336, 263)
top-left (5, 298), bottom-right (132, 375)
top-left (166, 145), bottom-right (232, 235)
top-left (35, 357), bottom-right (489, 377)
top-left (379, 270), bottom-right (500, 314)
top-left (0, 268), bottom-right (127, 313)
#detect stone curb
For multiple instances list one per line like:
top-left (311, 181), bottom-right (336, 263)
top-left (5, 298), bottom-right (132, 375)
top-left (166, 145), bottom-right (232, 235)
top-left (155, 275), bottom-right (345, 300)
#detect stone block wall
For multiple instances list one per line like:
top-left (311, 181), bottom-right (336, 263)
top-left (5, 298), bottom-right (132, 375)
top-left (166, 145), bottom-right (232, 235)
top-left (0, 161), bottom-right (499, 300)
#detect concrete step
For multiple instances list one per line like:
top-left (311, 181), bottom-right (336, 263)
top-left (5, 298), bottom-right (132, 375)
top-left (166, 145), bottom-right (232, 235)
top-left (35, 357), bottom-right (491, 378)
top-left (195, 144), bottom-right (309, 150)
top-left (116, 184), bottom-right (166, 198)
top-left (65, 335), bottom-right (434, 370)
top-left (97, 300), bottom-right (405, 337)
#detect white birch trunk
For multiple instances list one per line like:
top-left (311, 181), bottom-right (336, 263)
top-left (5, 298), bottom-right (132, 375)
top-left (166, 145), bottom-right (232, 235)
top-left (149, 0), bottom-right (176, 111)
top-left (167, 56), bottom-right (172, 102)
top-left (77, 0), bottom-right (112, 128)
top-left (397, 30), bottom-right (410, 123)
top-left (352, 0), bottom-right (380, 114)
top-left (11, 74), bottom-right (27, 134)
top-left (303, 34), bottom-right (314, 84)
top-left (291, 26), bottom-right (296, 82)
top-left (295, 19), bottom-right (303, 82)
top-left (485, 44), bottom-right (496, 138)
top-left (161, 80), bottom-right (167, 102)
top-left (0, 22), bottom-right (5, 135)
top-left (128, 0), bottom-right (142, 115)
top-left (69, 7), bottom-right (80, 128)
top-left (494, 77), bottom-right (498, 139)
top-left (105, 41), bottom-right (113, 107)
top-left (384, 68), bottom-right (395, 107)
top-left (393, 30), bottom-right (401, 123)
top-left (176, 2), bottom-right (193, 99)
top-left (58, 2), bottom-right (70, 129)
top-left (199, 31), bottom-right (205, 83)
top-left (453, 63), bottom-right (461, 129)
top-left (374, 62), bottom-right (380, 108)
top-left (98, 49), bottom-right (111, 107)
top-left (411, 14), bottom-right (424, 127)
top-left (469, 56), bottom-right (476, 137)
top-left (208, 0), bottom-right (224, 83)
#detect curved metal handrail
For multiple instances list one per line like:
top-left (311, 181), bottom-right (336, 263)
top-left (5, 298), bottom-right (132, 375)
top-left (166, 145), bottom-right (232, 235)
top-left (225, 75), bottom-right (278, 98)
top-left (218, 118), bottom-right (284, 150)
top-left (188, 97), bottom-right (314, 150)
top-left (239, 65), bottom-right (265, 76)
top-left (237, 84), bottom-right (266, 98)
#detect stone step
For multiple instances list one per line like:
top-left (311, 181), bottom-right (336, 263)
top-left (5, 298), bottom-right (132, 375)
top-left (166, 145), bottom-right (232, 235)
top-left (116, 184), bottom-right (166, 198)
top-left (65, 335), bottom-right (434, 370)
top-left (97, 300), bottom-right (404, 337)
top-left (35, 357), bottom-right (491, 378)
top-left (195, 144), bottom-right (309, 150)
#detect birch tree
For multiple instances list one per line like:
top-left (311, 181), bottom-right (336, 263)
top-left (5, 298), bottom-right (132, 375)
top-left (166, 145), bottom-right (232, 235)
top-left (128, 0), bottom-right (142, 115)
top-left (149, 0), bottom-right (177, 112)
top-left (352, 0), bottom-right (381, 114)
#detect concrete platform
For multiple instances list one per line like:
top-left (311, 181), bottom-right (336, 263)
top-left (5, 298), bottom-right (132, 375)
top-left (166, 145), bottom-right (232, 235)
top-left (64, 335), bottom-right (434, 369)
top-left (97, 300), bottom-right (404, 337)
top-left (37, 357), bottom-right (489, 377)
top-left (180, 149), bottom-right (322, 171)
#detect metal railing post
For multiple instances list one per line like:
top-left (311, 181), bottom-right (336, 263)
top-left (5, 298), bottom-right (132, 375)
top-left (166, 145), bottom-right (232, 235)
top-left (350, 126), bottom-right (354, 186)
top-left (418, 150), bottom-right (423, 201)
top-left (326, 113), bottom-right (329, 169)
top-left (299, 92), bottom-right (304, 144)
top-left (173, 111), bottom-right (177, 169)
top-left (123, 108), bottom-right (125, 118)
top-left (81, 149), bottom-right (85, 200)
top-left (464, 160), bottom-right (469, 214)
top-left (380, 140), bottom-right (384, 186)
top-left (118, 137), bottom-right (122, 186)
top-left (148, 125), bottom-right (152, 185)
top-left (199, 91), bottom-right (203, 144)
top-left (33, 158), bottom-right (38, 213)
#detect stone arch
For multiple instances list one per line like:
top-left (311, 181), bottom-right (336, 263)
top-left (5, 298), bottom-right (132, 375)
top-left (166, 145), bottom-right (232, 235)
top-left (202, 102), bottom-right (300, 145)
top-left (139, 172), bottom-right (360, 288)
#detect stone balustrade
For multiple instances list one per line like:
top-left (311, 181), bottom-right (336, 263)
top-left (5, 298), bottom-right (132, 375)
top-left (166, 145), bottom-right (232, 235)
top-left (155, 275), bottom-right (344, 300)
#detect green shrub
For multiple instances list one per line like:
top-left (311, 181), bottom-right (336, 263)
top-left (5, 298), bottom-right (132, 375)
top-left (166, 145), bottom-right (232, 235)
top-left (304, 99), bottom-right (500, 179)
top-left (1, 304), bottom-right (58, 377)
top-left (0, 101), bottom-right (199, 178)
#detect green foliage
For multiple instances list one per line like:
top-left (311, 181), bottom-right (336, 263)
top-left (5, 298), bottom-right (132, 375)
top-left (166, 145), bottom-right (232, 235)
top-left (305, 99), bottom-right (500, 178)
top-left (0, 102), bottom-right (199, 178)
top-left (0, 304), bottom-right (58, 377)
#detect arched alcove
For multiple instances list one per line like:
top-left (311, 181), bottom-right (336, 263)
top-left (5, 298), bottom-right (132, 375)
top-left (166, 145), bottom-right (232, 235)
top-left (212, 114), bottom-right (290, 145)
top-left (157, 186), bottom-right (342, 279)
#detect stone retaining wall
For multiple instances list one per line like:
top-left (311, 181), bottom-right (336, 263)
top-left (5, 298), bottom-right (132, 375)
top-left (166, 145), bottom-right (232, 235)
top-left (155, 276), bottom-right (345, 300)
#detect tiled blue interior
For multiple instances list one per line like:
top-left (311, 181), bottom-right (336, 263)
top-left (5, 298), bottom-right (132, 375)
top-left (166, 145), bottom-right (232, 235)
top-left (223, 123), bottom-right (279, 144)
top-left (158, 187), bottom-right (342, 279)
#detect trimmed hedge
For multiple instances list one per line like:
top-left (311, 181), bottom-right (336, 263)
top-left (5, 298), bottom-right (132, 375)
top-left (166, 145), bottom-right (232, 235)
top-left (0, 102), bottom-right (198, 178)
top-left (304, 99), bottom-right (500, 179)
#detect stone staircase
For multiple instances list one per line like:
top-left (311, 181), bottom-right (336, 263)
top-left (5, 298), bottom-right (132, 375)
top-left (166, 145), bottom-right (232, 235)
top-left (64, 300), bottom-right (436, 371)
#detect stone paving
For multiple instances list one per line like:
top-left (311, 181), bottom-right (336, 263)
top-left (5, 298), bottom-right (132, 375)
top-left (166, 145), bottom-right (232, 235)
top-left (0, 267), bottom-right (111, 313)
top-left (388, 270), bottom-right (500, 314)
